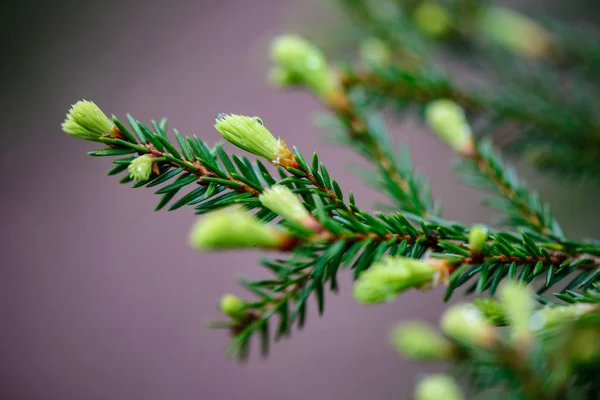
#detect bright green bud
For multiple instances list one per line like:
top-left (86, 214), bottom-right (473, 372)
top-left (413, 2), bottom-right (453, 38)
top-left (480, 6), bottom-right (553, 59)
top-left (415, 374), bottom-right (464, 400)
top-left (425, 99), bottom-right (474, 156)
top-left (499, 282), bottom-right (533, 343)
top-left (189, 207), bottom-right (285, 250)
top-left (268, 66), bottom-right (300, 88)
top-left (353, 257), bottom-right (438, 305)
top-left (441, 304), bottom-right (494, 346)
top-left (214, 114), bottom-right (296, 167)
top-left (270, 35), bottom-right (336, 98)
top-left (390, 322), bottom-right (453, 360)
top-left (468, 225), bottom-right (488, 254)
top-left (359, 37), bottom-right (391, 67)
top-left (219, 294), bottom-right (246, 318)
top-left (61, 100), bottom-right (114, 141)
top-left (531, 303), bottom-right (597, 331)
top-left (352, 276), bottom-right (397, 305)
top-left (473, 298), bottom-right (507, 326)
top-left (128, 155), bottom-right (154, 181)
top-left (259, 185), bottom-right (313, 225)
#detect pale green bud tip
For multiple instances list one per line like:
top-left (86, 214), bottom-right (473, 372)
top-left (441, 304), bottom-right (494, 346)
top-left (390, 322), bottom-right (452, 360)
top-left (531, 304), bottom-right (596, 331)
top-left (128, 155), bottom-right (154, 181)
top-left (359, 38), bottom-right (391, 67)
top-left (352, 278), bottom-right (397, 305)
top-left (468, 225), bottom-right (488, 253)
top-left (352, 257), bottom-right (438, 305)
top-left (499, 282), bottom-right (533, 342)
top-left (269, 35), bottom-right (335, 97)
top-left (481, 6), bottom-right (553, 59)
top-left (268, 66), bottom-right (300, 88)
top-left (214, 114), bottom-right (295, 167)
top-left (270, 35), bottom-right (323, 72)
top-left (189, 207), bottom-right (285, 250)
top-left (259, 185), bottom-right (312, 225)
top-left (413, 2), bottom-right (453, 38)
top-left (415, 375), bottom-right (464, 400)
top-left (219, 294), bottom-right (246, 318)
top-left (61, 100), bottom-right (114, 141)
top-left (425, 100), bottom-right (474, 156)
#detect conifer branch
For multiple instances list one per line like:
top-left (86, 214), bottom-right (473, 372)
top-left (285, 148), bottom-right (354, 215)
top-left (62, 97), bottom-right (600, 362)
top-left (60, 6), bottom-right (600, 392)
top-left (393, 282), bottom-right (600, 399)
top-left (325, 85), bottom-right (434, 216)
top-left (101, 135), bottom-right (261, 197)
top-left (341, 69), bottom-right (600, 149)
top-left (422, 99), bottom-right (563, 239)
top-left (269, 34), bottom-right (434, 216)
top-left (339, 0), bottom-right (432, 67)
top-left (457, 139), bottom-right (563, 239)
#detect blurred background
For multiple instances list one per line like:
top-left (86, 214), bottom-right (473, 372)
top-left (2, 0), bottom-right (600, 399)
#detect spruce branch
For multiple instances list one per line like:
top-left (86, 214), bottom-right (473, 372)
top-left (101, 135), bottom-right (261, 196)
top-left (423, 99), bottom-right (562, 239)
top-left (85, 110), bottom-right (361, 218)
top-left (285, 147), bottom-right (354, 215)
top-left (458, 139), bottom-right (563, 238)
top-left (63, 98), bottom-right (600, 362)
top-left (340, 68), bottom-right (600, 152)
top-left (93, 125), bottom-right (264, 213)
top-left (339, 0), bottom-right (433, 69)
top-left (61, 101), bottom-right (444, 359)
top-left (268, 35), bottom-right (435, 216)
top-left (58, 2), bottom-right (600, 396)
top-left (212, 204), bottom-right (446, 359)
top-left (325, 85), bottom-right (435, 217)
top-left (398, 0), bottom-right (600, 75)
top-left (392, 282), bottom-right (600, 399)
top-left (340, 0), bottom-right (600, 179)
top-left (217, 202), bottom-right (600, 358)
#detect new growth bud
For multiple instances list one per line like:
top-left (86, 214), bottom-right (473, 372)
top-left (425, 100), bottom-right (474, 156)
top-left (359, 37), bottom-right (391, 67)
top-left (499, 281), bottom-right (533, 345)
top-left (468, 225), bottom-right (488, 254)
top-left (415, 375), bottom-right (464, 400)
top-left (259, 185), bottom-right (317, 229)
top-left (128, 155), bottom-right (154, 181)
top-left (61, 100), bottom-right (115, 141)
top-left (219, 294), bottom-right (246, 318)
top-left (268, 67), bottom-right (300, 88)
top-left (480, 6), bottom-right (553, 59)
top-left (413, 2), bottom-right (453, 38)
top-left (390, 322), bottom-right (453, 360)
top-left (269, 35), bottom-right (337, 98)
top-left (352, 256), bottom-right (439, 305)
top-left (441, 304), bottom-right (495, 346)
top-left (189, 207), bottom-right (287, 250)
top-left (530, 303), bottom-right (597, 331)
top-left (214, 114), bottom-right (296, 167)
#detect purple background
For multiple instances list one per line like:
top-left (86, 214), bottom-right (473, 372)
top-left (2, 1), bottom-right (599, 399)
